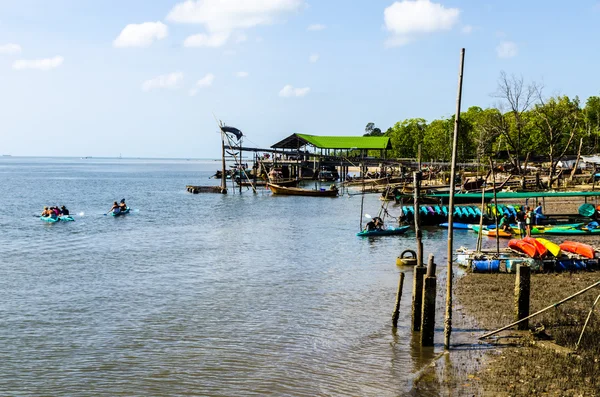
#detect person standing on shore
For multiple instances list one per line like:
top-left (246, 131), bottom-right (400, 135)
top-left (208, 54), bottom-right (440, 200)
top-left (525, 207), bottom-right (534, 237)
top-left (516, 207), bottom-right (526, 237)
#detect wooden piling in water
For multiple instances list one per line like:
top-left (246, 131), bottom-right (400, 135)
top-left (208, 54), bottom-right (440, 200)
top-left (421, 254), bottom-right (437, 346)
top-left (412, 266), bottom-right (427, 331)
top-left (515, 264), bottom-right (531, 330)
top-left (392, 272), bottom-right (405, 328)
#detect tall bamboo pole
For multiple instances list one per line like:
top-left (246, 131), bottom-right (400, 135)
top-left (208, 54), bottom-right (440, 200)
top-left (490, 158), bottom-right (499, 253)
top-left (444, 48), bottom-right (465, 350)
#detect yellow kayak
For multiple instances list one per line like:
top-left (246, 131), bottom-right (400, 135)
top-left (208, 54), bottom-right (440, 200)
top-left (535, 238), bottom-right (561, 257)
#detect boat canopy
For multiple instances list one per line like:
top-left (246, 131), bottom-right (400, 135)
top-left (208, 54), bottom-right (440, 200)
top-left (271, 133), bottom-right (391, 150)
top-left (430, 191), bottom-right (600, 200)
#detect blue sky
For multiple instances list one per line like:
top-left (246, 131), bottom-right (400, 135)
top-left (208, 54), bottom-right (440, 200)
top-left (1, 0), bottom-right (599, 158)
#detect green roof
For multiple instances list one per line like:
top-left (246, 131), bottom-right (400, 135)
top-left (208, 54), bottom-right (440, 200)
top-left (271, 133), bottom-right (391, 150)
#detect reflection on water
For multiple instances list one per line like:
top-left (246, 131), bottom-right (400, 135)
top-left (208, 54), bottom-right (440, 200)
top-left (0, 157), bottom-right (487, 396)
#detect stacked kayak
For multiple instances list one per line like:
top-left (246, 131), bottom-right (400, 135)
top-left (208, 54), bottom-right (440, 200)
top-left (471, 225), bottom-right (512, 238)
top-left (357, 225), bottom-right (410, 237)
top-left (560, 241), bottom-right (596, 259)
top-left (401, 205), bottom-right (484, 225)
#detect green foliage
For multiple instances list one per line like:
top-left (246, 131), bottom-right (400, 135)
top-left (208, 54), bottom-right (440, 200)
top-left (385, 118), bottom-right (427, 158)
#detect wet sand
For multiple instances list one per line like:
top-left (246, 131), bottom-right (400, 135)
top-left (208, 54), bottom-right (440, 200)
top-left (453, 272), bottom-right (600, 396)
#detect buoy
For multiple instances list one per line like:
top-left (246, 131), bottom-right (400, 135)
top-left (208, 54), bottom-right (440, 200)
top-left (396, 249), bottom-right (418, 266)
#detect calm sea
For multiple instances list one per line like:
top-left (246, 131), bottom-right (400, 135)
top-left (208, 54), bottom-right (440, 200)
top-left (0, 157), bottom-right (482, 396)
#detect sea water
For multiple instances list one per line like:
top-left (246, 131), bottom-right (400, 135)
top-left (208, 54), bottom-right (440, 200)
top-left (0, 157), bottom-right (482, 396)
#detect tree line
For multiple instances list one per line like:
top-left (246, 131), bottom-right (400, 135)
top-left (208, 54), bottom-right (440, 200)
top-left (366, 72), bottom-right (600, 184)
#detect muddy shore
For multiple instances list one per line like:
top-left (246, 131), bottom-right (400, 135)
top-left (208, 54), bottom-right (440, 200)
top-left (451, 272), bottom-right (600, 396)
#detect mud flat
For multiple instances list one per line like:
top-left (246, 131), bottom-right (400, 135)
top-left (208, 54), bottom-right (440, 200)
top-left (453, 272), bottom-right (600, 396)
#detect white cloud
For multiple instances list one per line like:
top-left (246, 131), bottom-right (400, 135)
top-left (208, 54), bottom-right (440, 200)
top-left (13, 56), bottom-right (64, 71)
top-left (183, 32), bottom-right (229, 47)
top-left (189, 73), bottom-right (215, 96)
top-left (309, 53), bottom-right (319, 63)
top-left (461, 25), bottom-right (473, 34)
top-left (167, 0), bottom-right (305, 48)
top-left (113, 21), bottom-right (168, 48)
top-left (236, 71), bottom-right (249, 78)
top-left (384, 0), bottom-right (460, 47)
top-left (141, 72), bottom-right (184, 92)
top-left (496, 41), bottom-right (518, 58)
top-left (307, 24), bottom-right (326, 31)
top-left (0, 43), bottom-right (22, 55)
top-left (235, 34), bottom-right (248, 43)
top-left (279, 84), bottom-right (310, 97)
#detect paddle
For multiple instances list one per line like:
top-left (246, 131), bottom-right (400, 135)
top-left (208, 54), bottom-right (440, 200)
top-left (364, 214), bottom-right (371, 219)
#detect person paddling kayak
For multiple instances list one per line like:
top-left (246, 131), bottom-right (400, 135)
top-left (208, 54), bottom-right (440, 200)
top-left (108, 201), bottom-right (120, 215)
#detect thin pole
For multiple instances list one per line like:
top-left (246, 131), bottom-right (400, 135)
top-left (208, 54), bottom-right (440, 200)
top-left (413, 171), bottom-right (423, 267)
top-left (576, 293), bottom-right (600, 350)
top-left (444, 48), bottom-right (465, 350)
top-left (481, 280), bottom-right (600, 339)
top-left (221, 129), bottom-right (227, 193)
top-left (490, 159), bottom-right (499, 253)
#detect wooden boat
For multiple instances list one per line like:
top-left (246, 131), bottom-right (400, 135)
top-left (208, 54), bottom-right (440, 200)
top-left (535, 238), bottom-right (561, 257)
top-left (559, 241), bottom-right (595, 259)
top-left (523, 236), bottom-right (548, 258)
top-left (268, 183), bottom-right (338, 197)
top-left (508, 239), bottom-right (538, 258)
top-left (357, 225), bottom-right (410, 237)
top-left (236, 178), bottom-right (299, 188)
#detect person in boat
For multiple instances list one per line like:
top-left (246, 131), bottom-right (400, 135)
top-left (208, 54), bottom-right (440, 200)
top-left (373, 217), bottom-right (384, 230)
top-left (60, 205), bottom-right (69, 216)
top-left (51, 206), bottom-right (60, 217)
top-left (108, 201), bottom-right (120, 214)
top-left (119, 199), bottom-right (127, 210)
top-left (41, 206), bottom-right (51, 217)
top-left (365, 220), bottom-right (376, 231)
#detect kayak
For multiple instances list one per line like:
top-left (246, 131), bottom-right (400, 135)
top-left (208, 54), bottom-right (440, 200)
top-left (357, 225), bottom-right (410, 237)
top-left (535, 238), bottom-right (561, 257)
top-left (508, 239), bottom-right (537, 258)
top-left (40, 215), bottom-right (74, 223)
top-left (559, 241), bottom-right (595, 259)
top-left (543, 227), bottom-right (600, 235)
top-left (438, 222), bottom-right (474, 229)
top-left (523, 236), bottom-right (548, 258)
top-left (111, 207), bottom-right (130, 217)
top-left (471, 225), bottom-right (512, 238)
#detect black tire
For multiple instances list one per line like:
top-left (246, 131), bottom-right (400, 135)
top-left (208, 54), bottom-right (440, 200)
top-left (400, 249), bottom-right (417, 259)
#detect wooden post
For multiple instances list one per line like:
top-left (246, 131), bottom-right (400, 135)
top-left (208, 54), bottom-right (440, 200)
top-left (444, 48), bottom-right (465, 350)
top-left (490, 158), bottom-right (499, 254)
top-left (412, 266), bottom-right (427, 331)
top-left (421, 254), bottom-right (437, 346)
top-left (515, 264), bottom-right (531, 330)
top-left (413, 171), bottom-right (423, 267)
top-left (418, 143), bottom-right (422, 171)
top-left (392, 272), bottom-right (405, 328)
top-left (220, 129), bottom-right (227, 194)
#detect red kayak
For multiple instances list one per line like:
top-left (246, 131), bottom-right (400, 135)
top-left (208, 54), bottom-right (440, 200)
top-left (523, 236), bottom-right (548, 258)
top-left (559, 241), bottom-right (596, 259)
top-left (508, 239), bottom-right (538, 258)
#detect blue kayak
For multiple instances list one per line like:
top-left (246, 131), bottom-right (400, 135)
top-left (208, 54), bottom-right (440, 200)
top-left (357, 225), bottom-right (410, 237)
top-left (40, 215), bottom-right (74, 223)
top-left (438, 222), bottom-right (474, 229)
top-left (111, 207), bottom-right (130, 217)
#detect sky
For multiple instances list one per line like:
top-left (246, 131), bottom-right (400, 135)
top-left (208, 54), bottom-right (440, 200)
top-left (1, 0), bottom-right (599, 158)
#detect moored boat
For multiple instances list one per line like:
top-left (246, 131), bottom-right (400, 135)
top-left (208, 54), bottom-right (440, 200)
top-left (523, 236), bottom-right (548, 258)
top-left (471, 225), bottom-right (513, 238)
top-left (268, 184), bottom-right (338, 197)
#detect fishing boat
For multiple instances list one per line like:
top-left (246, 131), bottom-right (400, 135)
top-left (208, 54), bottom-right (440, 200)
top-left (357, 225), bottom-right (410, 237)
top-left (268, 184), bottom-right (338, 197)
top-left (559, 241), bottom-right (596, 259)
top-left (111, 207), bottom-right (130, 216)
